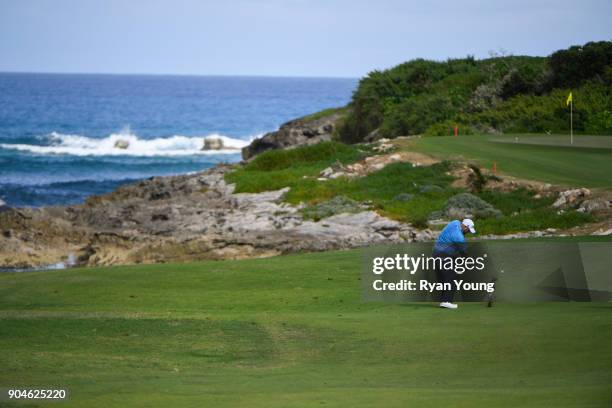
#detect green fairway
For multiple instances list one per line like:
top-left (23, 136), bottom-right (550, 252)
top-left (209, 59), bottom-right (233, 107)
top-left (406, 134), bottom-right (612, 188)
top-left (2, 240), bottom-right (612, 407)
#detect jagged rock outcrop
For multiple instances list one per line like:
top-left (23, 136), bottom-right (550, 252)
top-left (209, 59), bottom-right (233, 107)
top-left (114, 139), bottom-right (130, 149)
top-left (242, 111), bottom-right (343, 160)
top-left (578, 198), bottom-right (611, 214)
top-left (3, 136), bottom-right (607, 270)
top-left (202, 137), bottom-right (224, 150)
top-left (0, 164), bottom-right (430, 269)
top-left (553, 188), bottom-right (591, 208)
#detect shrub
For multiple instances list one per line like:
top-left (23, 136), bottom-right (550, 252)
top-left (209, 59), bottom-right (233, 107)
top-left (302, 196), bottom-right (363, 221)
top-left (379, 94), bottom-right (456, 136)
top-left (337, 41), bottom-right (611, 142)
top-left (419, 184), bottom-right (444, 194)
top-left (547, 41), bottom-right (612, 88)
top-left (467, 83), bottom-right (500, 113)
top-left (394, 193), bottom-right (414, 202)
top-left (466, 165), bottom-right (500, 193)
top-left (339, 58), bottom-right (484, 142)
top-left (424, 120), bottom-right (473, 136)
top-left (442, 193), bottom-right (502, 219)
top-left (498, 65), bottom-right (538, 99)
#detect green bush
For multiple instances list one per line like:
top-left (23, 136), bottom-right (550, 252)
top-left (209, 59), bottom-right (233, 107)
top-left (465, 83), bottom-right (612, 134)
top-left (337, 41), bottom-right (612, 142)
top-left (466, 165), bottom-right (500, 193)
top-left (498, 65), bottom-right (539, 99)
top-left (302, 196), bottom-right (363, 221)
top-left (547, 41), bottom-right (612, 88)
top-left (379, 94), bottom-right (455, 137)
top-left (442, 193), bottom-right (502, 219)
top-left (419, 184), bottom-right (444, 193)
top-left (394, 193), bottom-right (414, 202)
top-left (424, 120), bottom-right (474, 136)
top-left (339, 58), bottom-right (485, 142)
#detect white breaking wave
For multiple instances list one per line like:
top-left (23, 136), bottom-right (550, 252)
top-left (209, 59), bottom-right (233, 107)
top-left (0, 130), bottom-right (254, 157)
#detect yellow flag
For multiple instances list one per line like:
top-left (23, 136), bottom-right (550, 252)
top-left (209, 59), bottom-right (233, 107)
top-left (566, 92), bottom-right (573, 106)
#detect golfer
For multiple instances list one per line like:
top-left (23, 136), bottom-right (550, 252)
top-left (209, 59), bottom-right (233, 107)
top-left (433, 218), bottom-right (476, 309)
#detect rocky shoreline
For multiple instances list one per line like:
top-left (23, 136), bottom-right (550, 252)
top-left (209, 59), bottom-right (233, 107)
top-left (242, 110), bottom-right (342, 160)
top-left (2, 116), bottom-right (610, 270)
top-left (0, 163), bottom-right (434, 269)
top-left (3, 156), bottom-right (609, 270)
top-left (0, 111), bottom-right (427, 270)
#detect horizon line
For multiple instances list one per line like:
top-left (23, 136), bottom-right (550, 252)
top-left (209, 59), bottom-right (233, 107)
top-left (0, 53), bottom-right (545, 81)
top-left (0, 70), bottom-right (360, 80)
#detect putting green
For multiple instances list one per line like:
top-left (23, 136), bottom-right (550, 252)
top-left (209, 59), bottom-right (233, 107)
top-left (1, 241), bottom-right (612, 407)
top-left (406, 134), bottom-right (612, 188)
top-left (490, 135), bottom-right (612, 149)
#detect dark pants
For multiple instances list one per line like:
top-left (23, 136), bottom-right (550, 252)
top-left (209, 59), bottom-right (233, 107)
top-left (433, 253), bottom-right (457, 303)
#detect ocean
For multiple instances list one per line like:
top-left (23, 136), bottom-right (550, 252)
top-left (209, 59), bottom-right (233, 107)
top-left (0, 73), bottom-right (356, 207)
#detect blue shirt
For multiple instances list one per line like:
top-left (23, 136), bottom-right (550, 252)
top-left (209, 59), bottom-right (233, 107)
top-left (433, 220), bottom-right (467, 256)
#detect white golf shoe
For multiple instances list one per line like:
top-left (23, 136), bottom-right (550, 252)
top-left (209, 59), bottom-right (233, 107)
top-left (439, 302), bottom-right (458, 309)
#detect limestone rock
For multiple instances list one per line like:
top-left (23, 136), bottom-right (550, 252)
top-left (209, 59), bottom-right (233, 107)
top-left (0, 164), bottom-right (430, 269)
top-left (373, 141), bottom-right (394, 153)
top-left (202, 137), bottom-right (224, 150)
top-left (328, 171), bottom-right (346, 179)
top-left (242, 111), bottom-right (343, 160)
top-left (592, 228), bottom-right (612, 236)
top-left (114, 139), bottom-right (130, 149)
top-left (577, 198), bottom-right (610, 213)
top-left (320, 167), bottom-right (334, 178)
top-left (553, 188), bottom-right (591, 208)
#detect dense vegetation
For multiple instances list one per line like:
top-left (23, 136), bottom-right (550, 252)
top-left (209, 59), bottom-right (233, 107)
top-left (338, 41), bottom-right (612, 142)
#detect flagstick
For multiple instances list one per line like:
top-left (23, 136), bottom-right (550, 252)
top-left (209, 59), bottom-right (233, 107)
top-left (570, 100), bottom-right (573, 145)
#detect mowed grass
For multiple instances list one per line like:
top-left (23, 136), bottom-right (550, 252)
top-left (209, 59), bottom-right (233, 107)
top-left (405, 133), bottom-right (612, 188)
top-left (1, 240), bottom-right (612, 407)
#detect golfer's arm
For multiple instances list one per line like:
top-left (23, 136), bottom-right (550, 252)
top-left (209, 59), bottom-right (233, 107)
top-left (451, 240), bottom-right (468, 256)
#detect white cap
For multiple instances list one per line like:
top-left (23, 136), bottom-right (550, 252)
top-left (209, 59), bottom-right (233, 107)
top-left (462, 218), bottom-right (476, 233)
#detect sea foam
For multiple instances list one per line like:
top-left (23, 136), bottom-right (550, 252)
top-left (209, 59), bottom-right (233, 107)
top-left (0, 130), bottom-right (253, 157)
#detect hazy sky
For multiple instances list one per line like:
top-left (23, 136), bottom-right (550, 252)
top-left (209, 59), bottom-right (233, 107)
top-left (1, 0), bottom-right (611, 78)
